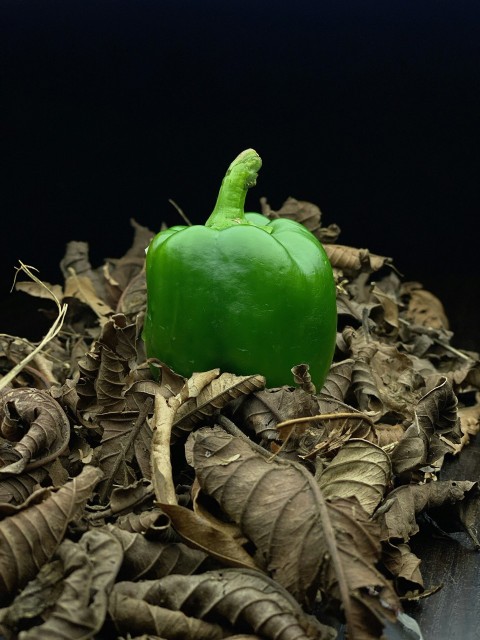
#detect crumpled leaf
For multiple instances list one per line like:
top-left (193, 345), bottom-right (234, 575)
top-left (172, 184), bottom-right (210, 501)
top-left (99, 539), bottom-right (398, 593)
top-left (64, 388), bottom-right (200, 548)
top-left (374, 479), bottom-right (477, 543)
top-left (76, 314), bottom-right (140, 418)
top-left (230, 386), bottom-right (321, 442)
top-left (107, 525), bottom-right (209, 581)
top-left (190, 426), bottom-right (400, 637)
top-left (343, 327), bottom-right (424, 422)
top-left (113, 568), bottom-right (334, 640)
top-left (319, 359), bottom-right (354, 401)
top-left (381, 542), bottom-right (424, 596)
top-left (172, 371), bottom-right (266, 442)
top-left (402, 282), bottom-right (449, 330)
top-left (323, 244), bottom-right (393, 276)
top-left (1, 529), bottom-right (123, 639)
top-left (391, 377), bottom-right (462, 475)
top-left (0, 387), bottom-right (71, 475)
top-left (159, 502), bottom-right (259, 570)
top-left (317, 439), bottom-right (391, 515)
top-left (108, 590), bottom-right (226, 640)
top-left (0, 465), bottom-right (102, 605)
top-left (0, 466), bottom-right (49, 506)
top-left (96, 398), bottom-right (153, 503)
top-left (260, 195), bottom-right (341, 244)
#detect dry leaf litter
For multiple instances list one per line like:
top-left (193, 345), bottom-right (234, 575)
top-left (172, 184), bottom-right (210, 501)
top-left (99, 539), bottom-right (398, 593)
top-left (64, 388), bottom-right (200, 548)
top-left (0, 201), bottom-right (479, 640)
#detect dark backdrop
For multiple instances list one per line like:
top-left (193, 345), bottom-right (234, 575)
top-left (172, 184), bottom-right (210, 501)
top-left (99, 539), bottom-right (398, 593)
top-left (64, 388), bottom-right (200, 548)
top-left (2, 0), bottom-right (479, 349)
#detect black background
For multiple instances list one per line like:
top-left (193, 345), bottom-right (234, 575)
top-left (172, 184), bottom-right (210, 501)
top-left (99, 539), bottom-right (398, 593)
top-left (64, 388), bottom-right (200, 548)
top-left (2, 0), bottom-right (479, 348)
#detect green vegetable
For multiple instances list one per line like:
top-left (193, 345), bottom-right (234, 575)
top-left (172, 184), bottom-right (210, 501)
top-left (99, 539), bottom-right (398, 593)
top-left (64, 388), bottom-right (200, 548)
top-left (143, 149), bottom-right (337, 388)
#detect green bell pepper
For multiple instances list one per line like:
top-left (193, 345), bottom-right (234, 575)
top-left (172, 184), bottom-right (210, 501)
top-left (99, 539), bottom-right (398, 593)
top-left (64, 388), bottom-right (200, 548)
top-left (143, 149), bottom-right (337, 388)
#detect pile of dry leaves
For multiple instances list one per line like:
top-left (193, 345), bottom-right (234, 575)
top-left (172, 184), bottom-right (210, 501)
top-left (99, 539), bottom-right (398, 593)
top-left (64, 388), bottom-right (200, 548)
top-left (0, 199), bottom-right (479, 640)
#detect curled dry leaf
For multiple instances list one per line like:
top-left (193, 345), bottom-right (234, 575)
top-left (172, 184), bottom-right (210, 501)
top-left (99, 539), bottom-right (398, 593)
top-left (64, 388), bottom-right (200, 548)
top-left (391, 377), bottom-right (462, 475)
top-left (76, 314), bottom-right (139, 417)
top-left (96, 400), bottom-right (152, 503)
top-left (381, 542), bottom-right (424, 596)
top-left (108, 590), bottom-right (226, 640)
top-left (0, 466), bottom-right (49, 507)
top-left (2, 530), bottom-right (123, 640)
top-left (260, 195), bottom-right (341, 244)
top-left (190, 427), bottom-right (400, 637)
top-left (106, 525), bottom-right (209, 581)
top-left (231, 387), bottom-right (314, 442)
top-left (159, 501), bottom-right (259, 570)
top-left (317, 439), bottom-right (391, 515)
top-left (323, 244), bottom-right (392, 276)
top-left (0, 465), bottom-right (102, 605)
top-left (374, 479), bottom-right (477, 543)
top-left (113, 568), bottom-right (334, 640)
top-left (343, 327), bottom-right (424, 422)
top-left (0, 387), bottom-right (70, 476)
top-left (402, 282), bottom-right (449, 330)
top-left (172, 371), bottom-right (266, 442)
top-left (319, 359), bottom-right (354, 401)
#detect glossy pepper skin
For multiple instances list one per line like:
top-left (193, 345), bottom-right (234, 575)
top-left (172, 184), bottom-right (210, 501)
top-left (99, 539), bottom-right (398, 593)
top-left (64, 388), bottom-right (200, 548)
top-left (143, 149), bottom-right (337, 388)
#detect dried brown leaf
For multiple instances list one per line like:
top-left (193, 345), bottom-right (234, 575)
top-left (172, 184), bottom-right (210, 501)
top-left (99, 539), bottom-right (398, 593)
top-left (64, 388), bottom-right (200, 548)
top-left (381, 542), bottom-right (424, 596)
top-left (172, 371), bottom-right (266, 442)
top-left (0, 465), bottom-right (102, 605)
top-left (64, 271), bottom-right (114, 322)
top-left (96, 399), bottom-right (152, 502)
top-left (343, 327), bottom-right (423, 422)
top-left (113, 568), bottom-right (334, 640)
top-left (324, 245), bottom-right (392, 276)
top-left (260, 195), bottom-right (342, 245)
top-left (190, 427), bottom-right (400, 637)
top-left (317, 439), bottom-right (391, 515)
top-left (0, 467), bottom-right (49, 506)
top-left (160, 502), bottom-right (259, 570)
top-left (391, 377), bottom-right (464, 472)
top-left (9, 530), bottom-right (123, 639)
top-left (107, 525), bottom-right (209, 580)
top-left (77, 314), bottom-right (139, 417)
top-left (0, 388), bottom-right (70, 475)
top-left (402, 282), bottom-right (449, 330)
top-left (108, 590), bottom-right (225, 640)
top-left (374, 479), bottom-right (477, 542)
top-left (319, 359), bottom-right (354, 402)
top-left (232, 387), bottom-right (326, 442)
top-left (15, 280), bottom-right (64, 301)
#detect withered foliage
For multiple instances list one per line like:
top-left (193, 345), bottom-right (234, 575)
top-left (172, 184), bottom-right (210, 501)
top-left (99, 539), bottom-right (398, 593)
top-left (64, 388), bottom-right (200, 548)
top-left (0, 208), bottom-right (479, 640)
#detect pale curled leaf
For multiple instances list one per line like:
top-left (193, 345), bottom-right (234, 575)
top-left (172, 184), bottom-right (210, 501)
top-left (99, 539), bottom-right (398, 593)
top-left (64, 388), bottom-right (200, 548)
top-left (172, 372), bottom-right (266, 442)
top-left (0, 465), bottom-right (103, 605)
top-left (64, 269), bottom-right (114, 322)
top-left (151, 392), bottom-right (178, 505)
top-left (317, 439), bottom-right (391, 515)
top-left (113, 568), bottom-right (334, 640)
top-left (323, 245), bottom-right (392, 276)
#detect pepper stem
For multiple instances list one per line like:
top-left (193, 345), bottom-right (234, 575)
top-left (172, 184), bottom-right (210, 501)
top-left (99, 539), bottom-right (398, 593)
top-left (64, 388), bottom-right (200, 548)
top-left (205, 149), bottom-right (262, 230)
